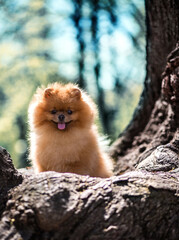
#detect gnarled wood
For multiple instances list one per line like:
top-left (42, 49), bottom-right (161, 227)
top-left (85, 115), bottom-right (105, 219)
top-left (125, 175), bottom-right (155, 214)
top-left (0, 147), bottom-right (22, 216)
top-left (111, 0), bottom-right (179, 174)
top-left (0, 166), bottom-right (179, 240)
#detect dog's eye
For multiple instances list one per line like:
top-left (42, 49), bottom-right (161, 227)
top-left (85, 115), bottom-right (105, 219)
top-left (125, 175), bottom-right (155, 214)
top-left (51, 110), bottom-right (57, 114)
top-left (67, 110), bottom-right (73, 115)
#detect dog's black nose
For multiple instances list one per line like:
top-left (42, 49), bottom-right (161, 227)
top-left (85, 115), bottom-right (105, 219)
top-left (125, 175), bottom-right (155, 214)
top-left (58, 114), bottom-right (65, 121)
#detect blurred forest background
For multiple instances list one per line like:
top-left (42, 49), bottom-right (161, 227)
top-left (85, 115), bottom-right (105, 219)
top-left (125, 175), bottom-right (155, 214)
top-left (0, 0), bottom-right (145, 168)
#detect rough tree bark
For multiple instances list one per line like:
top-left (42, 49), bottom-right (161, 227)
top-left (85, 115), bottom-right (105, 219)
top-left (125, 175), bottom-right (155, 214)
top-left (111, 0), bottom-right (179, 174)
top-left (0, 0), bottom-right (179, 239)
top-left (0, 148), bottom-right (179, 240)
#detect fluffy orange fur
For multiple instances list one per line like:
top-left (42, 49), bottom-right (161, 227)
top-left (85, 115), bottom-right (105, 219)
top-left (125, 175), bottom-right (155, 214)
top-left (28, 82), bottom-right (113, 178)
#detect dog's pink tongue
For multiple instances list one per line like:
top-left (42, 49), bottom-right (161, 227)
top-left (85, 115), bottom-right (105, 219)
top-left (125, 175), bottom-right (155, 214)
top-left (58, 123), bottom-right (66, 130)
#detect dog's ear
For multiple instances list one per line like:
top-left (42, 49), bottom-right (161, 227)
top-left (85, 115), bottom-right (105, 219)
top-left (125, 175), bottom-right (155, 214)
top-left (70, 88), bottom-right (81, 100)
top-left (44, 88), bottom-right (53, 98)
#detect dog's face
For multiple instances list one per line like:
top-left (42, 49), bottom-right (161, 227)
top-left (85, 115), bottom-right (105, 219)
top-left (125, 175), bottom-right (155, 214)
top-left (29, 83), bottom-right (97, 131)
top-left (43, 87), bottom-right (83, 131)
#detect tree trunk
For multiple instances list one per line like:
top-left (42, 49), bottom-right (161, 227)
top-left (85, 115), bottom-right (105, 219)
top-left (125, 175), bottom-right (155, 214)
top-left (111, 0), bottom-right (179, 175)
top-left (0, 0), bottom-right (179, 239)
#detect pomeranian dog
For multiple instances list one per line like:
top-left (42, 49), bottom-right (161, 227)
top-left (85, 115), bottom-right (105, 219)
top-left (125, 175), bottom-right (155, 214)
top-left (28, 82), bottom-right (113, 178)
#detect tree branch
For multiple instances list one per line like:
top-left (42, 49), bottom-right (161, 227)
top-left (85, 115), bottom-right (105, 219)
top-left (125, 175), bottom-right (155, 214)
top-left (0, 149), bottom-right (179, 240)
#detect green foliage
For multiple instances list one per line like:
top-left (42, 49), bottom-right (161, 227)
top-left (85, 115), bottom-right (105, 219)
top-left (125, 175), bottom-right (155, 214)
top-left (113, 84), bottom-right (143, 138)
